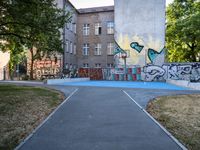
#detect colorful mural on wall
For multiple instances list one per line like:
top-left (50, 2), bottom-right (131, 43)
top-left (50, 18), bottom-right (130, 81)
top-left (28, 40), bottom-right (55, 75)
top-left (143, 63), bottom-right (200, 82)
top-left (78, 63), bottom-right (200, 82)
top-left (78, 67), bottom-right (141, 81)
top-left (114, 0), bottom-right (166, 67)
top-left (27, 59), bottom-right (61, 79)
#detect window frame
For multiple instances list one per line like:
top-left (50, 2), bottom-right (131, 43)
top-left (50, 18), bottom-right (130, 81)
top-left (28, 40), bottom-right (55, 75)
top-left (94, 43), bottom-right (102, 56)
top-left (83, 24), bottom-right (90, 36)
top-left (70, 42), bottom-right (73, 54)
top-left (66, 40), bottom-right (69, 52)
top-left (95, 23), bottom-right (102, 35)
top-left (107, 42), bottom-right (114, 55)
top-left (83, 43), bottom-right (89, 56)
top-left (83, 63), bottom-right (89, 68)
top-left (95, 63), bottom-right (101, 68)
top-left (107, 21), bottom-right (114, 34)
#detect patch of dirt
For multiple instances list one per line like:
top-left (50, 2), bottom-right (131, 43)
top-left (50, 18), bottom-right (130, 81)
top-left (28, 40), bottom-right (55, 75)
top-left (0, 85), bottom-right (65, 150)
top-left (147, 94), bottom-right (200, 150)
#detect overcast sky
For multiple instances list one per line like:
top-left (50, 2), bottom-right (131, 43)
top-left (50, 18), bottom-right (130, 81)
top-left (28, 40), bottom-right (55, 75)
top-left (69, 0), bottom-right (174, 9)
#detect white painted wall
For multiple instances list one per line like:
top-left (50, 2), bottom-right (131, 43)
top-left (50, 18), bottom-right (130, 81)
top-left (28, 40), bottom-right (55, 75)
top-left (114, 0), bottom-right (166, 67)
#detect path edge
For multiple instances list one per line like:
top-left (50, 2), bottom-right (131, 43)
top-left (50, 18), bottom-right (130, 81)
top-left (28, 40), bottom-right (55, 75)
top-left (123, 90), bottom-right (187, 150)
top-left (15, 88), bottom-right (79, 150)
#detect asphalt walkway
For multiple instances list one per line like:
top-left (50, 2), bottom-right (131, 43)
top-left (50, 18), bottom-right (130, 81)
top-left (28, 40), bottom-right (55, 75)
top-left (16, 86), bottom-right (188, 150)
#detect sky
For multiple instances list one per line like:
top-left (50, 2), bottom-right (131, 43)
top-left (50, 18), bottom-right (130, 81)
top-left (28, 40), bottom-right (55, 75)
top-left (69, 0), bottom-right (174, 9)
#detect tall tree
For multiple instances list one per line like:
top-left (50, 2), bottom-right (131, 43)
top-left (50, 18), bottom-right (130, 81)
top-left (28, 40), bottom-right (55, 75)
top-left (0, 0), bottom-right (70, 79)
top-left (166, 0), bottom-right (200, 62)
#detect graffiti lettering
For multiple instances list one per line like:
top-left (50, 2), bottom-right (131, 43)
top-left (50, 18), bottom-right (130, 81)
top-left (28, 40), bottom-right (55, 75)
top-left (142, 63), bottom-right (200, 82)
top-left (143, 65), bottom-right (165, 81)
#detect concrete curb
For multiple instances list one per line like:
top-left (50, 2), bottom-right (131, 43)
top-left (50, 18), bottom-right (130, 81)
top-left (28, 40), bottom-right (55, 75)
top-left (0, 80), bottom-right (44, 85)
top-left (166, 79), bottom-right (200, 90)
top-left (47, 78), bottom-right (90, 85)
top-left (123, 90), bottom-right (187, 150)
top-left (14, 88), bottom-right (79, 150)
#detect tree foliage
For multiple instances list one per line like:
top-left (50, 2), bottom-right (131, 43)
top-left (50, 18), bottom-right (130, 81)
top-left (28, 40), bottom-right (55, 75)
top-left (166, 0), bottom-right (200, 62)
top-left (0, 0), bottom-right (70, 79)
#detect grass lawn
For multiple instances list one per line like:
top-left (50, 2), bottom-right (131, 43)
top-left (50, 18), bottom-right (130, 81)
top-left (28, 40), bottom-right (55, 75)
top-left (147, 94), bottom-right (200, 150)
top-left (0, 84), bottom-right (65, 150)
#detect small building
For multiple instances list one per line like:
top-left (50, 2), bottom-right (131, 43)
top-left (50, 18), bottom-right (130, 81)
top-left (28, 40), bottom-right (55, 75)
top-left (0, 51), bottom-right (10, 80)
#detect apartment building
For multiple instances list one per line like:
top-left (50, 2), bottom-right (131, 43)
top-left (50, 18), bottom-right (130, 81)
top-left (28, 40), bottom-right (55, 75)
top-left (63, 0), bottom-right (114, 69)
top-left (63, 0), bottom-right (78, 70)
top-left (63, 0), bottom-right (165, 69)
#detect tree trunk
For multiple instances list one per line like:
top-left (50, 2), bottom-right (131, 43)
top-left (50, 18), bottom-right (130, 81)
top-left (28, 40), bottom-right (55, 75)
top-left (190, 46), bottom-right (197, 62)
top-left (187, 43), bottom-right (197, 62)
top-left (30, 47), bottom-right (34, 80)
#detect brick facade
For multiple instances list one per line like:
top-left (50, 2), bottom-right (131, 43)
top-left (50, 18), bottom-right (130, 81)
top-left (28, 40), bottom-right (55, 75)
top-left (63, 0), bottom-right (114, 69)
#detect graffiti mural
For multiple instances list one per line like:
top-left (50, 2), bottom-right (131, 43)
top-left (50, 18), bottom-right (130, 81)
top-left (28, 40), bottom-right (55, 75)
top-left (130, 42), bottom-right (144, 53)
top-left (143, 65), bottom-right (166, 81)
top-left (115, 0), bottom-right (165, 67)
top-left (147, 47), bottom-right (165, 64)
top-left (32, 59), bottom-right (61, 79)
top-left (167, 64), bottom-right (192, 80)
top-left (78, 67), bottom-right (141, 81)
top-left (191, 63), bottom-right (200, 82)
top-left (78, 68), bottom-right (89, 78)
top-left (142, 63), bottom-right (200, 82)
top-left (90, 68), bottom-right (103, 80)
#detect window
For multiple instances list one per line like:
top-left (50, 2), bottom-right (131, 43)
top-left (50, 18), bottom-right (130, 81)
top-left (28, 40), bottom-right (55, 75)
top-left (83, 43), bottom-right (89, 55)
top-left (107, 63), bottom-right (113, 68)
top-left (107, 21), bottom-right (114, 34)
top-left (83, 63), bottom-right (89, 68)
top-left (70, 64), bottom-right (73, 69)
top-left (95, 63), bottom-right (101, 68)
top-left (107, 42), bottom-right (114, 55)
top-left (70, 42), bottom-right (73, 53)
top-left (66, 23), bottom-right (69, 29)
top-left (74, 23), bottom-right (76, 34)
top-left (70, 23), bottom-right (73, 31)
top-left (66, 40), bottom-right (69, 52)
top-left (83, 24), bottom-right (90, 36)
top-left (94, 43), bottom-right (102, 55)
top-left (74, 44), bottom-right (76, 55)
top-left (95, 23), bottom-right (102, 35)
top-left (65, 63), bottom-right (69, 69)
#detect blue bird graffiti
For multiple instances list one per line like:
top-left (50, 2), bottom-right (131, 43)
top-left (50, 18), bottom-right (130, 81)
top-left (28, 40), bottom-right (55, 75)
top-left (148, 47), bottom-right (165, 63)
top-left (130, 42), bottom-right (144, 53)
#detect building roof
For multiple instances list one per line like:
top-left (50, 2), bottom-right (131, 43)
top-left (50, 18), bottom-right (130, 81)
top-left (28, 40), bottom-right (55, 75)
top-left (77, 6), bottom-right (114, 14)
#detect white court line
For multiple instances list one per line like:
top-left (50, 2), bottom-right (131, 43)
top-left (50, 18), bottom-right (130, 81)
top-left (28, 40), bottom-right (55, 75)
top-left (15, 88), bottom-right (79, 150)
top-left (123, 90), bottom-right (187, 150)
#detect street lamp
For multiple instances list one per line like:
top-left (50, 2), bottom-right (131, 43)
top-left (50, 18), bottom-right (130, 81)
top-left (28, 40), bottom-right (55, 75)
top-left (121, 52), bottom-right (127, 81)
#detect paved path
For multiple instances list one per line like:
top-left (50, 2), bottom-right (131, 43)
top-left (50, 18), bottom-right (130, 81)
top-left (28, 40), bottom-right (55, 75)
top-left (15, 86), bottom-right (193, 150)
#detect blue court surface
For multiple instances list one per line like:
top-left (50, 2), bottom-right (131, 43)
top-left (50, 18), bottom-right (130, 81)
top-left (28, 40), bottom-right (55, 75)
top-left (59, 81), bottom-right (190, 90)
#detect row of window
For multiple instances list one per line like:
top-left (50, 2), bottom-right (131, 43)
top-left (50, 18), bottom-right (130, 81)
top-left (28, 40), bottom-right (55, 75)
top-left (83, 22), bottom-right (114, 36)
top-left (66, 22), bottom-right (114, 36)
top-left (66, 40), bottom-right (76, 55)
top-left (83, 43), bottom-right (114, 56)
top-left (65, 63), bottom-right (114, 69)
top-left (65, 64), bottom-right (76, 69)
top-left (83, 63), bottom-right (114, 68)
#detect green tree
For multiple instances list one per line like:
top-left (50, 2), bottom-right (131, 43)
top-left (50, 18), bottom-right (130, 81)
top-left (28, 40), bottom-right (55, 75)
top-left (0, 0), bottom-right (70, 79)
top-left (166, 0), bottom-right (200, 62)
